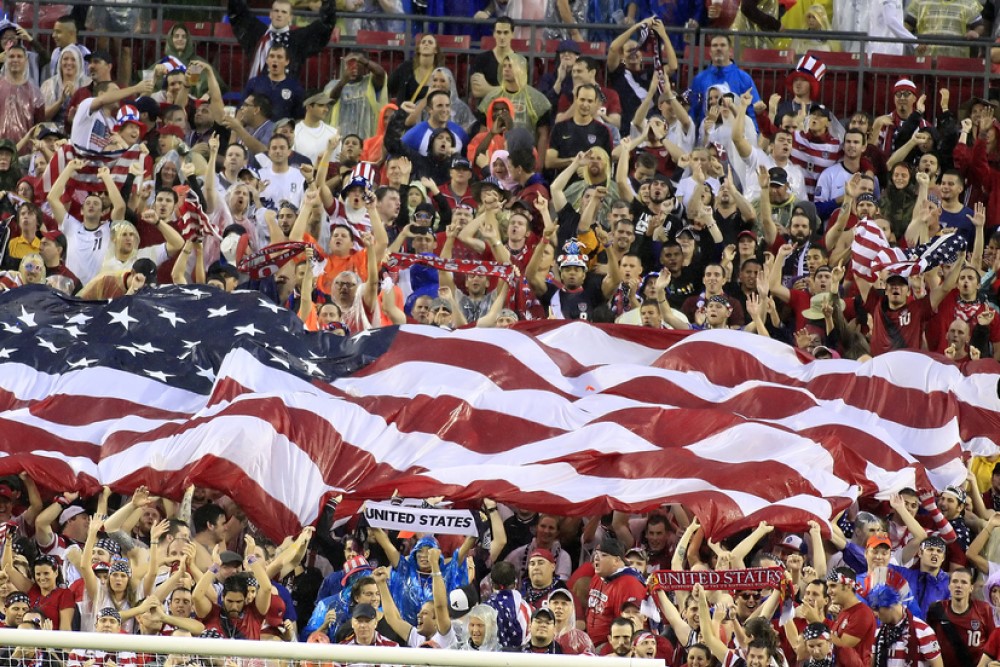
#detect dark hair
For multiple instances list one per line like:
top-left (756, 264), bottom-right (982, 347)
top-left (55, 14), bottom-right (77, 28)
top-left (740, 258), bottom-right (762, 272)
top-left (804, 578), bottom-right (828, 597)
top-left (634, 152), bottom-right (657, 170)
top-left (610, 616), bottom-right (634, 634)
top-left (161, 104), bottom-right (184, 120)
top-left (426, 89), bottom-right (450, 108)
top-left (166, 518), bottom-right (189, 538)
top-left (951, 566), bottom-right (977, 583)
top-left (268, 133), bottom-right (291, 148)
top-left (226, 143), bottom-right (249, 158)
top-left (251, 94), bottom-right (273, 120)
top-left (942, 169), bottom-right (965, 186)
top-left (343, 133), bottom-right (363, 145)
top-left (614, 217), bottom-right (636, 232)
top-left (375, 186), bottom-right (398, 202)
top-left (267, 43), bottom-right (289, 58)
top-left (222, 575), bottom-right (249, 597)
top-left (350, 575), bottom-right (377, 603)
top-left (494, 16), bottom-right (515, 31)
top-left (191, 503), bottom-right (226, 534)
top-left (844, 128), bottom-right (866, 144)
top-left (491, 560), bottom-right (517, 589)
top-left (577, 56), bottom-right (598, 73)
top-left (508, 148), bottom-right (534, 173)
top-left (155, 187), bottom-right (179, 203)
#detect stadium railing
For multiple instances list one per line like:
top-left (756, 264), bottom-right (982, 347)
top-left (5, 0), bottom-right (997, 121)
top-left (0, 628), bottom-right (667, 667)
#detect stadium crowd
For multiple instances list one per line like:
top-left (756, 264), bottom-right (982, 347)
top-left (0, 0), bottom-right (999, 666)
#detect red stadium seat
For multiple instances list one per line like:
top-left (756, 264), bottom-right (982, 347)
top-left (742, 49), bottom-right (796, 114)
top-left (357, 30), bottom-right (408, 71)
top-left (934, 57), bottom-right (988, 118)
top-left (186, 21), bottom-right (213, 37)
top-left (804, 50), bottom-right (863, 120)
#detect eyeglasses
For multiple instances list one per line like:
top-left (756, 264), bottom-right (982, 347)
top-left (414, 212), bottom-right (432, 221)
top-left (23, 262), bottom-right (41, 272)
top-left (895, 91), bottom-right (914, 98)
top-left (738, 592), bottom-right (761, 600)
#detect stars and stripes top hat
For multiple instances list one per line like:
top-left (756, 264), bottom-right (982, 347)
top-left (344, 162), bottom-right (376, 192)
top-left (114, 104), bottom-right (148, 139)
top-left (786, 55), bottom-right (827, 99)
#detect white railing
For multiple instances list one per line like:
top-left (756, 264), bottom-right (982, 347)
top-left (0, 630), bottom-right (666, 667)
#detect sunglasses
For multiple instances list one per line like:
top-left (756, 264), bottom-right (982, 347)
top-left (414, 212), bottom-right (432, 221)
top-left (23, 262), bottom-right (41, 272)
top-left (739, 592), bottom-right (761, 600)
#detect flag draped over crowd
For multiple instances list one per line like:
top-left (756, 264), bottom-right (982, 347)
top-left (0, 286), bottom-right (998, 540)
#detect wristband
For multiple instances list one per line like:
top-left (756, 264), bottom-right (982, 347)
top-left (210, 565), bottom-right (219, 575)
top-left (248, 555), bottom-right (260, 565)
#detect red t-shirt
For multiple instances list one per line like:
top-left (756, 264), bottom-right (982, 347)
top-left (202, 602), bottom-right (267, 640)
top-left (832, 602), bottom-right (876, 667)
top-left (931, 599), bottom-right (995, 666)
top-left (863, 291), bottom-right (934, 356)
top-left (585, 571), bottom-right (647, 645)
top-left (28, 585), bottom-right (75, 627)
top-left (926, 290), bottom-right (1000, 353)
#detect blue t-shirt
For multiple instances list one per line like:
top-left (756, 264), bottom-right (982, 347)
top-left (938, 206), bottom-right (975, 247)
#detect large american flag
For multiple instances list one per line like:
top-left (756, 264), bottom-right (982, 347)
top-left (0, 286), bottom-right (998, 540)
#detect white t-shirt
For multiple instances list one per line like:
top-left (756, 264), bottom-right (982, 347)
top-left (63, 215), bottom-right (109, 285)
top-left (258, 164), bottom-right (305, 210)
top-left (406, 625), bottom-right (456, 648)
top-left (70, 97), bottom-right (115, 151)
top-left (293, 121), bottom-right (338, 167)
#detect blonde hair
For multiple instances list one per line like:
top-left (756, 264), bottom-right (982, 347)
top-left (18, 253), bottom-right (45, 285)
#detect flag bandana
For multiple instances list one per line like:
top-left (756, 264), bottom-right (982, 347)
top-left (363, 501), bottom-right (478, 536)
top-left (0, 287), bottom-right (999, 540)
top-left (387, 253), bottom-right (519, 286)
top-left (237, 241), bottom-right (311, 279)
top-left (652, 567), bottom-right (784, 591)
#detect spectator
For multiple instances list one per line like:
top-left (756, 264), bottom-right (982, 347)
top-left (689, 34), bottom-right (761, 130)
top-left (387, 34), bottom-right (443, 105)
top-left (242, 45), bottom-right (305, 121)
top-left (326, 52), bottom-right (387, 143)
top-left (0, 45), bottom-right (43, 144)
top-left (907, 0), bottom-right (985, 57)
top-left (227, 0), bottom-right (336, 79)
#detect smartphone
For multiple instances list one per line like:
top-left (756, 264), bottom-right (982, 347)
top-left (411, 225), bottom-right (431, 235)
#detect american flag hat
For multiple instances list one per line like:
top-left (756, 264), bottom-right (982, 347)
top-left (159, 55), bottom-right (187, 74)
top-left (345, 162), bottom-right (376, 192)
top-left (787, 54), bottom-right (826, 98)
top-left (114, 104), bottom-right (148, 139)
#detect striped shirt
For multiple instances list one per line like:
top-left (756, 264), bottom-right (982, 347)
top-left (790, 130), bottom-right (843, 197)
top-left (876, 614), bottom-right (941, 667)
top-left (68, 649), bottom-right (139, 667)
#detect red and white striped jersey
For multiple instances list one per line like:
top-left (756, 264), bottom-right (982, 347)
top-left (790, 130), bottom-right (843, 197)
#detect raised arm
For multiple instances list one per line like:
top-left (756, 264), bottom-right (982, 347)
top-left (369, 527), bottom-right (401, 568)
top-left (550, 152), bottom-right (584, 212)
top-left (372, 566), bottom-right (414, 639)
top-left (654, 272), bottom-right (690, 329)
top-left (615, 136), bottom-right (635, 204)
top-left (46, 158), bottom-right (84, 226)
top-left (756, 165), bottom-right (777, 245)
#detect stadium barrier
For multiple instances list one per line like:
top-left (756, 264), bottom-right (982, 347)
top-left (0, 628), bottom-right (667, 667)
